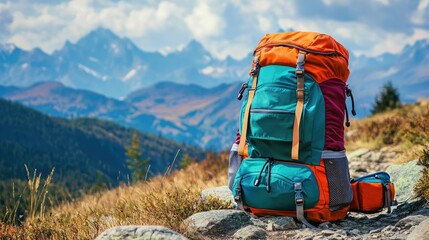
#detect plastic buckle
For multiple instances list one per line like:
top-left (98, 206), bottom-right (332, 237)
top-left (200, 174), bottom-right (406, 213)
top-left (294, 182), bottom-right (304, 206)
top-left (295, 196), bottom-right (304, 206)
top-left (296, 89), bottom-right (304, 100)
top-left (251, 68), bottom-right (259, 76)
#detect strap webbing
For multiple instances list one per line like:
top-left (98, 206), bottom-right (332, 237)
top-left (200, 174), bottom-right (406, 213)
top-left (292, 52), bottom-right (306, 160)
top-left (238, 55), bottom-right (260, 156)
top-left (384, 183), bottom-right (392, 213)
top-left (294, 182), bottom-right (316, 229)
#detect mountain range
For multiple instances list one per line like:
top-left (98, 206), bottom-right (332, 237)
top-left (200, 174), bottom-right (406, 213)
top-left (0, 99), bottom-right (206, 193)
top-left (1, 27), bottom-right (428, 149)
top-left (0, 27), bottom-right (250, 99)
top-left (0, 81), bottom-right (242, 150)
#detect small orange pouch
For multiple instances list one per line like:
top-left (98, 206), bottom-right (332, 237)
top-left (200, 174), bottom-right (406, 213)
top-left (350, 172), bottom-right (395, 213)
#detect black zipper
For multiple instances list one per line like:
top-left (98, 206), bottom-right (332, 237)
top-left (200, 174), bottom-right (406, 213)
top-left (250, 109), bottom-right (294, 114)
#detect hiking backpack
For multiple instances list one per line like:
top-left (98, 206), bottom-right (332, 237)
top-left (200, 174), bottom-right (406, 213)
top-left (232, 32), bottom-right (356, 226)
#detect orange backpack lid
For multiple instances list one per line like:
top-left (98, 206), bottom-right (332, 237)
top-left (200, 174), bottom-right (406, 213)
top-left (252, 32), bottom-right (350, 83)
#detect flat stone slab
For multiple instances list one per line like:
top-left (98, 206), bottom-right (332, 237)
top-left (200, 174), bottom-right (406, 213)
top-left (201, 186), bottom-right (234, 207)
top-left (95, 225), bottom-right (187, 240)
top-left (184, 209), bottom-right (251, 238)
top-left (386, 159), bottom-right (423, 202)
top-left (407, 218), bottom-right (429, 240)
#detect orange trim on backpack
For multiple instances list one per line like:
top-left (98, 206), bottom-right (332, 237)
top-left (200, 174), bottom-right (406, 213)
top-left (244, 159), bottom-right (349, 223)
top-left (252, 32), bottom-right (350, 84)
top-left (350, 182), bottom-right (395, 212)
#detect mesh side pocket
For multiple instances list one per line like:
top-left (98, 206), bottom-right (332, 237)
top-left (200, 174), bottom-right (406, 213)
top-left (325, 157), bottom-right (353, 211)
top-left (228, 143), bottom-right (242, 191)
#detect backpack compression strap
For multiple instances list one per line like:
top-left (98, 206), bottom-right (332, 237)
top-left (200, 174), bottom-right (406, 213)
top-left (238, 55), bottom-right (260, 156)
top-left (294, 182), bottom-right (316, 228)
top-left (292, 52), bottom-right (306, 160)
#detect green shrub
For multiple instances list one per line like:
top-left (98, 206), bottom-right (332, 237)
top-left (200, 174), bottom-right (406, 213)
top-left (371, 81), bottom-right (401, 115)
top-left (415, 147), bottom-right (429, 201)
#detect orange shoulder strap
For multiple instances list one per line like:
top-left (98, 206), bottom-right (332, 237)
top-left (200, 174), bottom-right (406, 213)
top-left (238, 55), bottom-right (260, 156)
top-left (291, 51), bottom-right (306, 160)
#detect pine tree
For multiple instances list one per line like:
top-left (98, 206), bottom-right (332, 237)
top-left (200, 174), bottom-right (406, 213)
top-left (179, 154), bottom-right (193, 169)
top-left (371, 81), bottom-right (401, 115)
top-left (125, 132), bottom-right (150, 182)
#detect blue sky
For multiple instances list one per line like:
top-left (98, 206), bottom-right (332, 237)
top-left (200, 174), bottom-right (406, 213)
top-left (0, 0), bottom-right (428, 60)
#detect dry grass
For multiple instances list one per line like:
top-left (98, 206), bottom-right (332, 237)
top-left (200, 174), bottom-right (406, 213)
top-left (415, 148), bottom-right (429, 202)
top-left (345, 99), bottom-right (429, 162)
top-left (2, 153), bottom-right (232, 239)
top-left (3, 99), bottom-right (429, 239)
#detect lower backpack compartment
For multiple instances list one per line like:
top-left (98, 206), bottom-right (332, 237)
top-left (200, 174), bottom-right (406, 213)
top-left (350, 172), bottom-right (395, 213)
top-left (232, 158), bottom-right (320, 212)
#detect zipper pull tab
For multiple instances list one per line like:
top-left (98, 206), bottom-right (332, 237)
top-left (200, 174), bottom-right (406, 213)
top-left (237, 82), bottom-right (248, 100)
top-left (254, 158), bottom-right (269, 187)
top-left (345, 104), bottom-right (350, 127)
top-left (267, 159), bottom-right (272, 193)
top-left (346, 85), bottom-right (356, 116)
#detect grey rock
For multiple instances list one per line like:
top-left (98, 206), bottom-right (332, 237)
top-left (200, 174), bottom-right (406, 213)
top-left (95, 226), bottom-right (187, 240)
top-left (349, 229), bottom-right (360, 236)
top-left (369, 228), bottom-right (382, 234)
top-left (412, 207), bottom-right (429, 217)
top-left (386, 160), bottom-right (423, 202)
top-left (232, 225), bottom-right (267, 239)
top-left (266, 222), bottom-right (274, 231)
top-left (320, 229), bottom-right (336, 236)
top-left (201, 186), bottom-right (235, 207)
top-left (382, 225), bottom-right (397, 233)
top-left (395, 215), bottom-right (428, 229)
top-left (392, 233), bottom-right (409, 240)
top-left (348, 148), bottom-right (370, 160)
top-left (318, 222), bottom-right (333, 229)
top-left (184, 209), bottom-right (251, 237)
top-left (407, 218), bottom-right (429, 240)
top-left (249, 218), bottom-right (266, 229)
top-left (260, 216), bottom-right (297, 231)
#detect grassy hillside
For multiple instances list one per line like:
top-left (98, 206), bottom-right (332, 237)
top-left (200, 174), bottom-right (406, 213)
top-left (345, 98), bottom-right (429, 161)
top-left (0, 99), bottom-right (206, 222)
top-left (1, 99), bottom-right (428, 239)
top-left (1, 153), bottom-right (231, 239)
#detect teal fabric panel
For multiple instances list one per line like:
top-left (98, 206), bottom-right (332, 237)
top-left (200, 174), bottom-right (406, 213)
top-left (239, 65), bottom-right (325, 165)
top-left (353, 172), bottom-right (391, 184)
top-left (232, 158), bottom-right (320, 211)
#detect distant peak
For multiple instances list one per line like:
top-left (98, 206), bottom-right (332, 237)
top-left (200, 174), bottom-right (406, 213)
top-left (0, 43), bottom-right (17, 53)
top-left (183, 40), bottom-right (205, 52)
top-left (92, 27), bottom-right (117, 36)
top-left (78, 27), bottom-right (122, 45)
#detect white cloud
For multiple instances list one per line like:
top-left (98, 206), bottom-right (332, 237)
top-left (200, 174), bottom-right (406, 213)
top-left (374, 0), bottom-right (390, 6)
top-left (257, 16), bottom-right (273, 33)
top-left (0, 0), bottom-right (428, 60)
top-left (412, 0), bottom-right (429, 25)
top-left (185, 0), bottom-right (226, 39)
top-left (358, 28), bottom-right (429, 57)
top-left (321, 0), bottom-right (350, 6)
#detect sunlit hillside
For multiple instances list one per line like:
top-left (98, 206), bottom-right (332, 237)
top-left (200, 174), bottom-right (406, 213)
top-left (1, 152), bottom-right (231, 239)
top-left (345, 98), bottom-right (429, 161)
top-left (1, 99), bottom-right (428, 239)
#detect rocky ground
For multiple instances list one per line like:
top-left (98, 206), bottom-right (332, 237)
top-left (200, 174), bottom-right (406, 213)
top-left (96, 148), bottom-right (429, 240)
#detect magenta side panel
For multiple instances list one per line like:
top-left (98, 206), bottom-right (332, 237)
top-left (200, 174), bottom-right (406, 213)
top-left (319, 79), bottom-right (346, 150)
